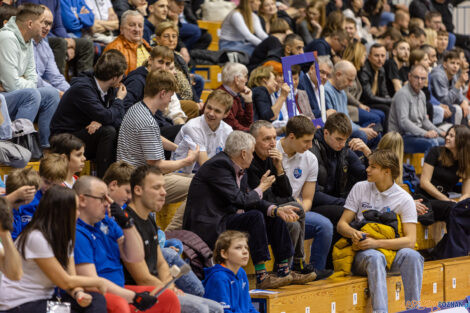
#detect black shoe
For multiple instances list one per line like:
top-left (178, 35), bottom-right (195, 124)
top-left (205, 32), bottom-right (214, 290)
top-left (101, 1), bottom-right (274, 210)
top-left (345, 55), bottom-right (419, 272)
top-left (292, 261), bottom-right (315, 274)
top-left (313, 268), bottom-right (334, 281)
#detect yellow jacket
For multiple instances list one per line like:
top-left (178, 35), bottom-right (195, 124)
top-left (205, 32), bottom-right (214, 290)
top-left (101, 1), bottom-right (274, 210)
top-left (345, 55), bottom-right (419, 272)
top-left (332, 216), bottom-right (404, 277)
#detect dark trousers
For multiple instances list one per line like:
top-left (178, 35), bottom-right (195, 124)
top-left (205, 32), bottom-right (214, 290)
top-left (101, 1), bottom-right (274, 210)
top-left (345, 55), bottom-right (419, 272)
top-left (48, 37), bottom-right (94, 76)
top-left (71, 125), bottom-right (117, 177)
top-left (225, 210), bottom-right (294, 264)
top-left (432, 199), bottom-right (470, 260)
top-left (0, 292), bottom-right (106, 313)
top-left (369, 104), bottom-right (390, 133)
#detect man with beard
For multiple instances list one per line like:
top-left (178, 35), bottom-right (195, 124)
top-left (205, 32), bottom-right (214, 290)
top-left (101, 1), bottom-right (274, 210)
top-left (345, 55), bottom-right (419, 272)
top-left (384, 39), bottom-right (411, 96)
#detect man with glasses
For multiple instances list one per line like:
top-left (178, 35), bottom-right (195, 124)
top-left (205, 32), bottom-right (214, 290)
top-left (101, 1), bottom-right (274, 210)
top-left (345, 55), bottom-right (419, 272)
top-left (390, 64), bottom-right (445, 153)
top-left (73, 175), bottom-right (181, 312)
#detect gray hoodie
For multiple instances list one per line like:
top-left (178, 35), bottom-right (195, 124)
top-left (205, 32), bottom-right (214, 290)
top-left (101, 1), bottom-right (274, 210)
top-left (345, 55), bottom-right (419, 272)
top-left (0, 16), bottom-right (37, 91)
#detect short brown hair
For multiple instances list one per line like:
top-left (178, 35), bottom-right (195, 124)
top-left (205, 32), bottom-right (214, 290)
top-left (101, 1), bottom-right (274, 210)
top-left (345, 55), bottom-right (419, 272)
top-left (149, 46), bottom-right (174, 63)
top-left (6, 167), bottom-right (40, 195)
top-left (94, 49), bottom-right (128, 81)
top-left (443, 49), bottom-right (460, 62)
top-left (437, 30), bottom-right (449, 38)
top-left (248, 65), bottom-right (273, 88)
top-left (206, 89), bottom-right (233, 113)
top-left (269, 18), bottom-right (289, 34)
top-left (291, 65), bottom-right (301, 76)
top-left (409, 49), bottom-right (426, 66)
top-left (324, 112), bottom-right (352, 136)
top-left (39, 153), bottom-right (68, 182)
top-left (368, 149), bottom-right (400, 181)
top-left (213, 230), bottom-right (248, 264)
top-left (286, 115), bottom-right (315, 138)
top-left (103, 161), bottom-right (135, 186)
top-left (144, 69), bottom-right (177, 97)
top-left (16, 3), bottom-right (44, 23)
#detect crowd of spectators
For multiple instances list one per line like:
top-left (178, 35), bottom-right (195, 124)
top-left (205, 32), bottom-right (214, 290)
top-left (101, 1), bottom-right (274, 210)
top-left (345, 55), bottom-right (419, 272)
top-left (1, 0), bottom-right (470, 312)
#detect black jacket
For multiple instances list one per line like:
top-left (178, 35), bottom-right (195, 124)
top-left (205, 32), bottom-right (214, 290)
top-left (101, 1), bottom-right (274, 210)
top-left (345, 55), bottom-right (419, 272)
top-left (409, 0), bottom-right (435, 20)
top-left (183, 152), bottom-right (272, 248)
top-left (247, 152), bottom-right (294, 205)
top-left (358, 60), bottom-right (392, 106)
top-left (50, 71), bottom-right (124, 134)
top-left (310, 129), bottom-right (367, 207)
top-left (252, 86), bottom-right (274, 121)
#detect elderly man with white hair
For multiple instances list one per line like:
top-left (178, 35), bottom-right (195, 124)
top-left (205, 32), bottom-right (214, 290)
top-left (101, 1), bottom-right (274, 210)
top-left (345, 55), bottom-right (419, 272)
top-left (218, 62), bottom-right (254, 131)
top-left (104, 10), bottom-right (151, 75)
top-left (183, 131), bottom-right (317, 290)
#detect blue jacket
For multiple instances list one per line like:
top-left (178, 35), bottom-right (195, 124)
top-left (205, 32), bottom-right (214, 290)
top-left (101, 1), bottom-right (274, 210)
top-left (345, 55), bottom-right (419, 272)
top-left (50, 71), bottom-right (125, 134)
top-left (17, 0), bottom-right (69, 38)
top-left (60, 0), bottom-right (94, 37)
top-left (304, 38), bottom-right (331, 56)
top-left (252, 86), bottom-right (274, 121)
top-left (203, 264), bottom-right (258, 313)
top-left (298, 71), bottom-right (321, 118)
top-left (12, 190), bottom-right (43, 240)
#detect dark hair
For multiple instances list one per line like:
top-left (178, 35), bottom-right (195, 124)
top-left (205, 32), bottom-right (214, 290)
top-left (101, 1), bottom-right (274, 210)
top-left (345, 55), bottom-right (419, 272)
top-left (286, 115), bottom-right (315, 138)
top-left (49, 133), bottom-right (85, 158)
top-left (94, 49), bottom-right (128, 81)
top-left (0, 5), bottom-right (18, 24)
top-left (0, 197), bottom-right (13, 232)
top-left (439, 125), bottom-right (470, 178)
top-left (144, 69), bottom-right (177, 97)
top-left (17, 186), bottom-right (77, 269)
top-left (103, 161), bottom-right (135, 186)
top-left (424, 11), bottom-right (441, 23)
top-left (130, 165), bottom-right (162, 196)
top-left (370, 43), bottom-right (386, 54)
top-left (392, 39), bottom-right (409, 51)
top-left (443, 50), bottom-right (460, 62)
top-left (213, 230), bottom-right (248, 264)
top-left (379, 27), bottom-right (402, 41)
top-left (291, 64), bottom-right (301, 76)
top-left (284, 33), bottom-right (303, 49)
top-left (16, 3), bottom-right (44, 23)
top-left (368, 149), bottom-right (400, 181)
top-left (324, 112), bottom-right (352, 136)
top-left (408, 26), bottom-right (426, 38)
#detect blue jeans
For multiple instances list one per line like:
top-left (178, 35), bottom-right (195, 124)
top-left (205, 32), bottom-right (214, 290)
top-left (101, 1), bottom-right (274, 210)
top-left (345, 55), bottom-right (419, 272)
top-left (3, 87), bottom-right (59, 147)
top-left (178, 294), bottom-right (223, 313)
top-left (351, 129), bottom-right (381, 149)
top-left (193, 74), bottom-right (204, 101)
top-left (403, 135), bottom-right (444, 154)
top-left (358, 108), bottom-right (385, 127)
top-left (0, 94), bottom-right (12, 140)
top-left (179, 23), bottom-right (202, 50)
top-left (219, 39), bottom-right (255, 56)
top-left (352, 248), bottom-right (423, 313)
top-left (161, 247), bottom-right (205, 297)
top-left (304, 211), bottom-right (333, 270)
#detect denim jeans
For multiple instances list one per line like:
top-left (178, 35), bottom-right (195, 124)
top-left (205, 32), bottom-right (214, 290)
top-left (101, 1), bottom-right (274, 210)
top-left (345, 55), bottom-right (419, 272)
top-left (432, 105), bottom-right (444, 125)
top-left (161, 247), bottom-right (205, 297)
top-left (3, 87), bottom-right (59, 147)
top-left (358, 108), bottom-right (385, 127)
top-left (193, 74), bottom-right (204, 101)
top-left (0, 94), bottom-right (12, 140)
top-left (403, 135), bottom-right (444, 154)
top-left (304, 211), bottom-right (333, 270)
top-left (179, 23), bottom-right (202, 50)
top-left (352, 248), bottom-right (424, 313)
top-left (351, 129), bottom-right (381, 149)
top-left (178, 294), bottom-right (223, 313)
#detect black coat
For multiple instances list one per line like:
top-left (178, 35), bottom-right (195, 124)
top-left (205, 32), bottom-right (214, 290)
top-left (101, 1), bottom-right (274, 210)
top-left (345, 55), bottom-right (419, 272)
top-left (183, 152), bottom-right (272, 248)
top-left (50, 71), bottom-right (124, 134)
top-left (358, 60), bottom-right (392, 106)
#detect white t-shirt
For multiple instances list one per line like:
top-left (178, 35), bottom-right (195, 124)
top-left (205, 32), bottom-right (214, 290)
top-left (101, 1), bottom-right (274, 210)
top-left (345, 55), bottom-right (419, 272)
top-left (85, 0), bottom-right (113, 21)
top-left (344, 181), bottom-right (417, 224)
top-left (172, 116), bottom-right (233, 173)
top-left (277, 139), bottom-right (318, 199)
top-left (0, 230), bottom-right (68, 310)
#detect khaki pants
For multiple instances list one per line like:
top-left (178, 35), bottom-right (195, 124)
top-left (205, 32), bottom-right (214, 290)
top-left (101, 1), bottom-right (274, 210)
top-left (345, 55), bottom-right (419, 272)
top-left (164, 173), bottom-right (192, 231)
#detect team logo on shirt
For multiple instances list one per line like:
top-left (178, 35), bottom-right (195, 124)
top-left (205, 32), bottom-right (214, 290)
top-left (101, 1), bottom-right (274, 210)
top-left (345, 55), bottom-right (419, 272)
top-left (216, 146), bottom-right (223, 154)
top-left (100, 223), bottom-right (109, 235)
top-left (293, 168), bottom-right (302, 179)
top-left (361, 202), bottom-right (372, 209)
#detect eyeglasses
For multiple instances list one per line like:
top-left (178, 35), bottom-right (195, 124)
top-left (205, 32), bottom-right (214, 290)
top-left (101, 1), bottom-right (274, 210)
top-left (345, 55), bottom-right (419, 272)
top-left (83, 194), bottom-right (109, 203)
top-left (411, 74), bottom-right (427, 81)
top-left (162, 34), bottom-right (178, 40)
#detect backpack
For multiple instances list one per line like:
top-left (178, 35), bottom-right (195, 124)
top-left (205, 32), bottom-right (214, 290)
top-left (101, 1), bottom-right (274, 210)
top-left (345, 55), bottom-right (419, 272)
top-left (165, 230), bottom-right (213, 280)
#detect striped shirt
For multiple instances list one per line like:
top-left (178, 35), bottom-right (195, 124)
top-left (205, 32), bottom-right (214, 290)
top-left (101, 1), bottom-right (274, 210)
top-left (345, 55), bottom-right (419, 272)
top-left (117, 101), bottom-right (164, 167)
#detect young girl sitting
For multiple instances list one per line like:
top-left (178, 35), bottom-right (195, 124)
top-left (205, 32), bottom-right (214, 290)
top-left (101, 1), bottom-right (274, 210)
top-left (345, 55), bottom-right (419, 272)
top-left (49, 133), bottom-right (86, 188)
top-left (203, 231), bottom-right (258, 313)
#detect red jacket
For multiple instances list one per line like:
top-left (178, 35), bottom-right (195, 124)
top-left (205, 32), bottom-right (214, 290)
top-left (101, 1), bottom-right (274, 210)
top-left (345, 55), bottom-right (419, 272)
top-left (219, 85), bottom-right (253, 131)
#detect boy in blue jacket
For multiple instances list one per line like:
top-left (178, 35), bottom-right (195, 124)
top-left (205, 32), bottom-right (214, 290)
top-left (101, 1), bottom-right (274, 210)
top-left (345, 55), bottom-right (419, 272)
top-left (203, 231), bottom-right (258, 313)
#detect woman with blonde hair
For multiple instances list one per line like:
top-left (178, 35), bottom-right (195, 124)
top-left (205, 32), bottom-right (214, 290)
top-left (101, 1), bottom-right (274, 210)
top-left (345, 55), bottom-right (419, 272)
top-left (377, 132), bottom-right (404, 184)
top-left (342, 42), bottom-right (386, 130)
top-left (219, 0), bottom-right (268, 55)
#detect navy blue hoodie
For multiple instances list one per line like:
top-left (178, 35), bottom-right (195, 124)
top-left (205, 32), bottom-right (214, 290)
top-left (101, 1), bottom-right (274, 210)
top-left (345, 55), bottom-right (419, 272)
top-left (203, 264), bottom-right (258, 313)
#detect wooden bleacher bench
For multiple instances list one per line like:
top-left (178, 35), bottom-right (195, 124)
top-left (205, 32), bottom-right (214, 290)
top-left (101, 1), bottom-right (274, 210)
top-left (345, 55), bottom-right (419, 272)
top-left (0, 160), bottom-right (92, 182)
top-left (192, 65), bottom-right (223, 90)
top-left (404, 153), bottom-right (425, 175)
top-left (197, 20), bottom-right (222, 52)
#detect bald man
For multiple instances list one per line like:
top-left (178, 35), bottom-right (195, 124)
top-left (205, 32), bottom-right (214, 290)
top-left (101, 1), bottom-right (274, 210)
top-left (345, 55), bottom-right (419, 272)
top-left (324, 60), bottom-right (381, 148)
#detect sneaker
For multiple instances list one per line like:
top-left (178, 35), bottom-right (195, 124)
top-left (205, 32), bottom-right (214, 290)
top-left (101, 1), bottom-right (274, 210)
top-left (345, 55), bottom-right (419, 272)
top-left (290, 270), bottom-right (317, 284)
top-left (313, 268), bottom-right (334, 281)
top-left (256, 273), bottom-right (293, 289)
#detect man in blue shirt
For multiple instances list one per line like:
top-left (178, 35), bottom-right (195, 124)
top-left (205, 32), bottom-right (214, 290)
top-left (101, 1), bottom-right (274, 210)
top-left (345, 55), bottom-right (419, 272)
top-left (73, 175), bottom-right (180, 312)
